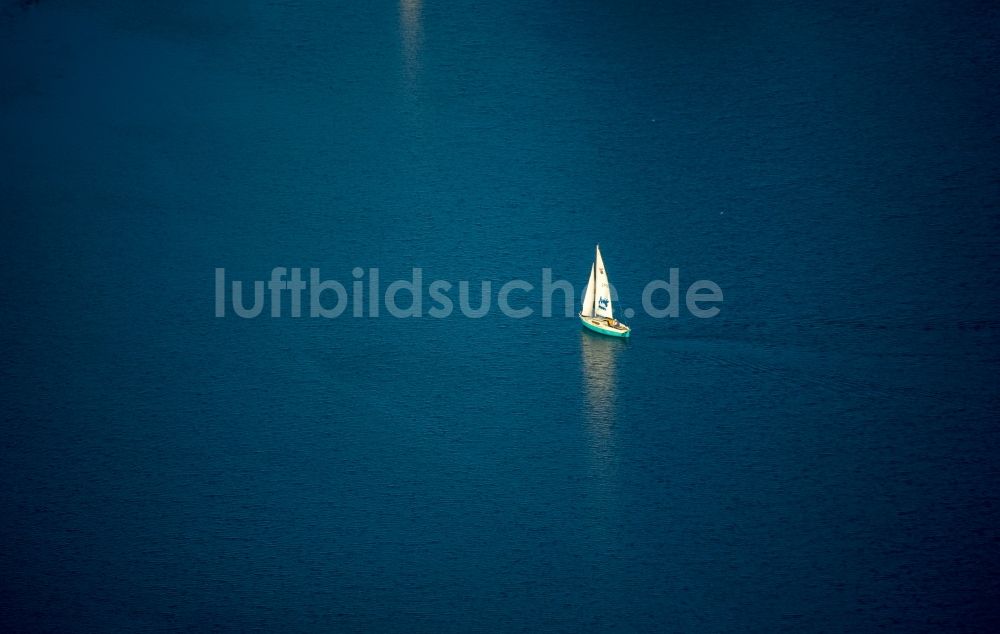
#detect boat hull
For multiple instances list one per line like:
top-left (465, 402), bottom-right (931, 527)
top-left (580, 313), bottom-right (631, 338)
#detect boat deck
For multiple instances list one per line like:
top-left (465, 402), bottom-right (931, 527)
top-left (584, 316), bottom-right (628, 331)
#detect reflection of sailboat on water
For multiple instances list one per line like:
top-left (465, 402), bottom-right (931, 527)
top-left (580, 331), bottom-right (624, 521)
top-left (399, 0), bottom-right (422, 91)
top-left (580, 330), bottom-right (624, 445)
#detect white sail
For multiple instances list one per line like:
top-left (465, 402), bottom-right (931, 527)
top-left (581, 261), bottom-right (596, 317)
top-left (594, 245), bottom-right (613, 318)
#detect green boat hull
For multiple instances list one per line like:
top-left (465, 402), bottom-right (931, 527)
top-left (580, 314), bottom-right (631, 338)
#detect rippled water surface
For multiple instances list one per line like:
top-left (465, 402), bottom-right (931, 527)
top-left (2, 1), bottom-right (998, 631)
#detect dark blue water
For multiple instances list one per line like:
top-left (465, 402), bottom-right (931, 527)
top-left (2, 1), bottom-right (999, 631)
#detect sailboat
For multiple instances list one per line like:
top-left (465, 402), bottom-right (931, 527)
top-left (580, 244), bottom-right (631, 338)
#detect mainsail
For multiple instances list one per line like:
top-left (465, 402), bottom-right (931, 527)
top-left (594, 245), bottom-right (613, 319)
